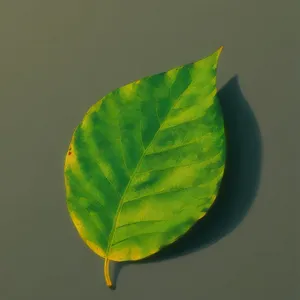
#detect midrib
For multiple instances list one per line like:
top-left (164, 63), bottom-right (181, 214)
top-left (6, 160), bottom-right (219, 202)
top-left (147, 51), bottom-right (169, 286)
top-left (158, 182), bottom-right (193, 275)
top-left (105, 77), bottom-right (194, 258)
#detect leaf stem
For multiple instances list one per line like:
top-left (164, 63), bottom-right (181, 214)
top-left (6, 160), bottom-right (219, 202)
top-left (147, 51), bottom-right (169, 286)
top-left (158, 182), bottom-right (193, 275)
top-left (104, 258), bottom-right (112, 288)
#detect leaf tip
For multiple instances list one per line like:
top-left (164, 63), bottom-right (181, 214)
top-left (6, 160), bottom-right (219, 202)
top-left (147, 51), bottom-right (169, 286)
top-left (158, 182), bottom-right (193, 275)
top-left (216, 45), bottom-right (224, 58)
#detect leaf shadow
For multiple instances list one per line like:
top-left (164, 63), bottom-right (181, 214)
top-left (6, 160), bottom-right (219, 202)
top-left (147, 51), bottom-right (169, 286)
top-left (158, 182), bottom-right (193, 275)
top-left (112, 75), bottom-right (262, 284)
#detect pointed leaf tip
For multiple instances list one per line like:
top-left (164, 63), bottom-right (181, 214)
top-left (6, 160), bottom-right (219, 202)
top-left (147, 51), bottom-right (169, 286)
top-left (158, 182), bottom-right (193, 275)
top-left (193, 46), bottom-right (224, 67)
top-left (216, 46), bottom-right (224, 59)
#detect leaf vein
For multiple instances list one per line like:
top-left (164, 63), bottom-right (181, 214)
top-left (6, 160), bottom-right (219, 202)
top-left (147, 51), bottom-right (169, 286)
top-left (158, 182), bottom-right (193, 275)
top-left (145, 133), bottom-right (216, 157)
top-left (124, 182), bottom-right (217, 205)
top-left (160, 106), bottom-right (215, 131)
top-left (112, 231), bottom-right (165, 247)
top-left (116, 220), bottom-right (165, 230)
top-left (94, 160), bottom-right (122, 197)
top-left (137, 151), bottom-right (222, 174)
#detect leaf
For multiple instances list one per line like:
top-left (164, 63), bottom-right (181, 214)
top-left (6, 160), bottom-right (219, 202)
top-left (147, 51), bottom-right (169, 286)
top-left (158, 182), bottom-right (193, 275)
top-left (64, 46), bottom-right (226, 288)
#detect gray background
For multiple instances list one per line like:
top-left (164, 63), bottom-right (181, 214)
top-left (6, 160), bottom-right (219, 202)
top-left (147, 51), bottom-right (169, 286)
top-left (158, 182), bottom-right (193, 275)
top-left (0, 0), bottom-right (299, 299)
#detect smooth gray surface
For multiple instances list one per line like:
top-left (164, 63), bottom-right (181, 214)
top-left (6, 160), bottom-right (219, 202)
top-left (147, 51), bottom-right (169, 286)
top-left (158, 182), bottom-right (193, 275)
top-left (0, 1), bottom-right (299, 299)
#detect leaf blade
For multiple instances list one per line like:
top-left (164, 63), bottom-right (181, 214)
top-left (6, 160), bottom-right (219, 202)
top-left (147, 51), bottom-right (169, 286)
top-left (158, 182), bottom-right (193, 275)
top-left (64, 47), bottom-right (226, 267)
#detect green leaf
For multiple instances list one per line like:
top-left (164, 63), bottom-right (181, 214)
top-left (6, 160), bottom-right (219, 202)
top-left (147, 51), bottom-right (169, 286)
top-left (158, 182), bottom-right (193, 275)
top-left (64, 46), bottom-right (226, 288)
